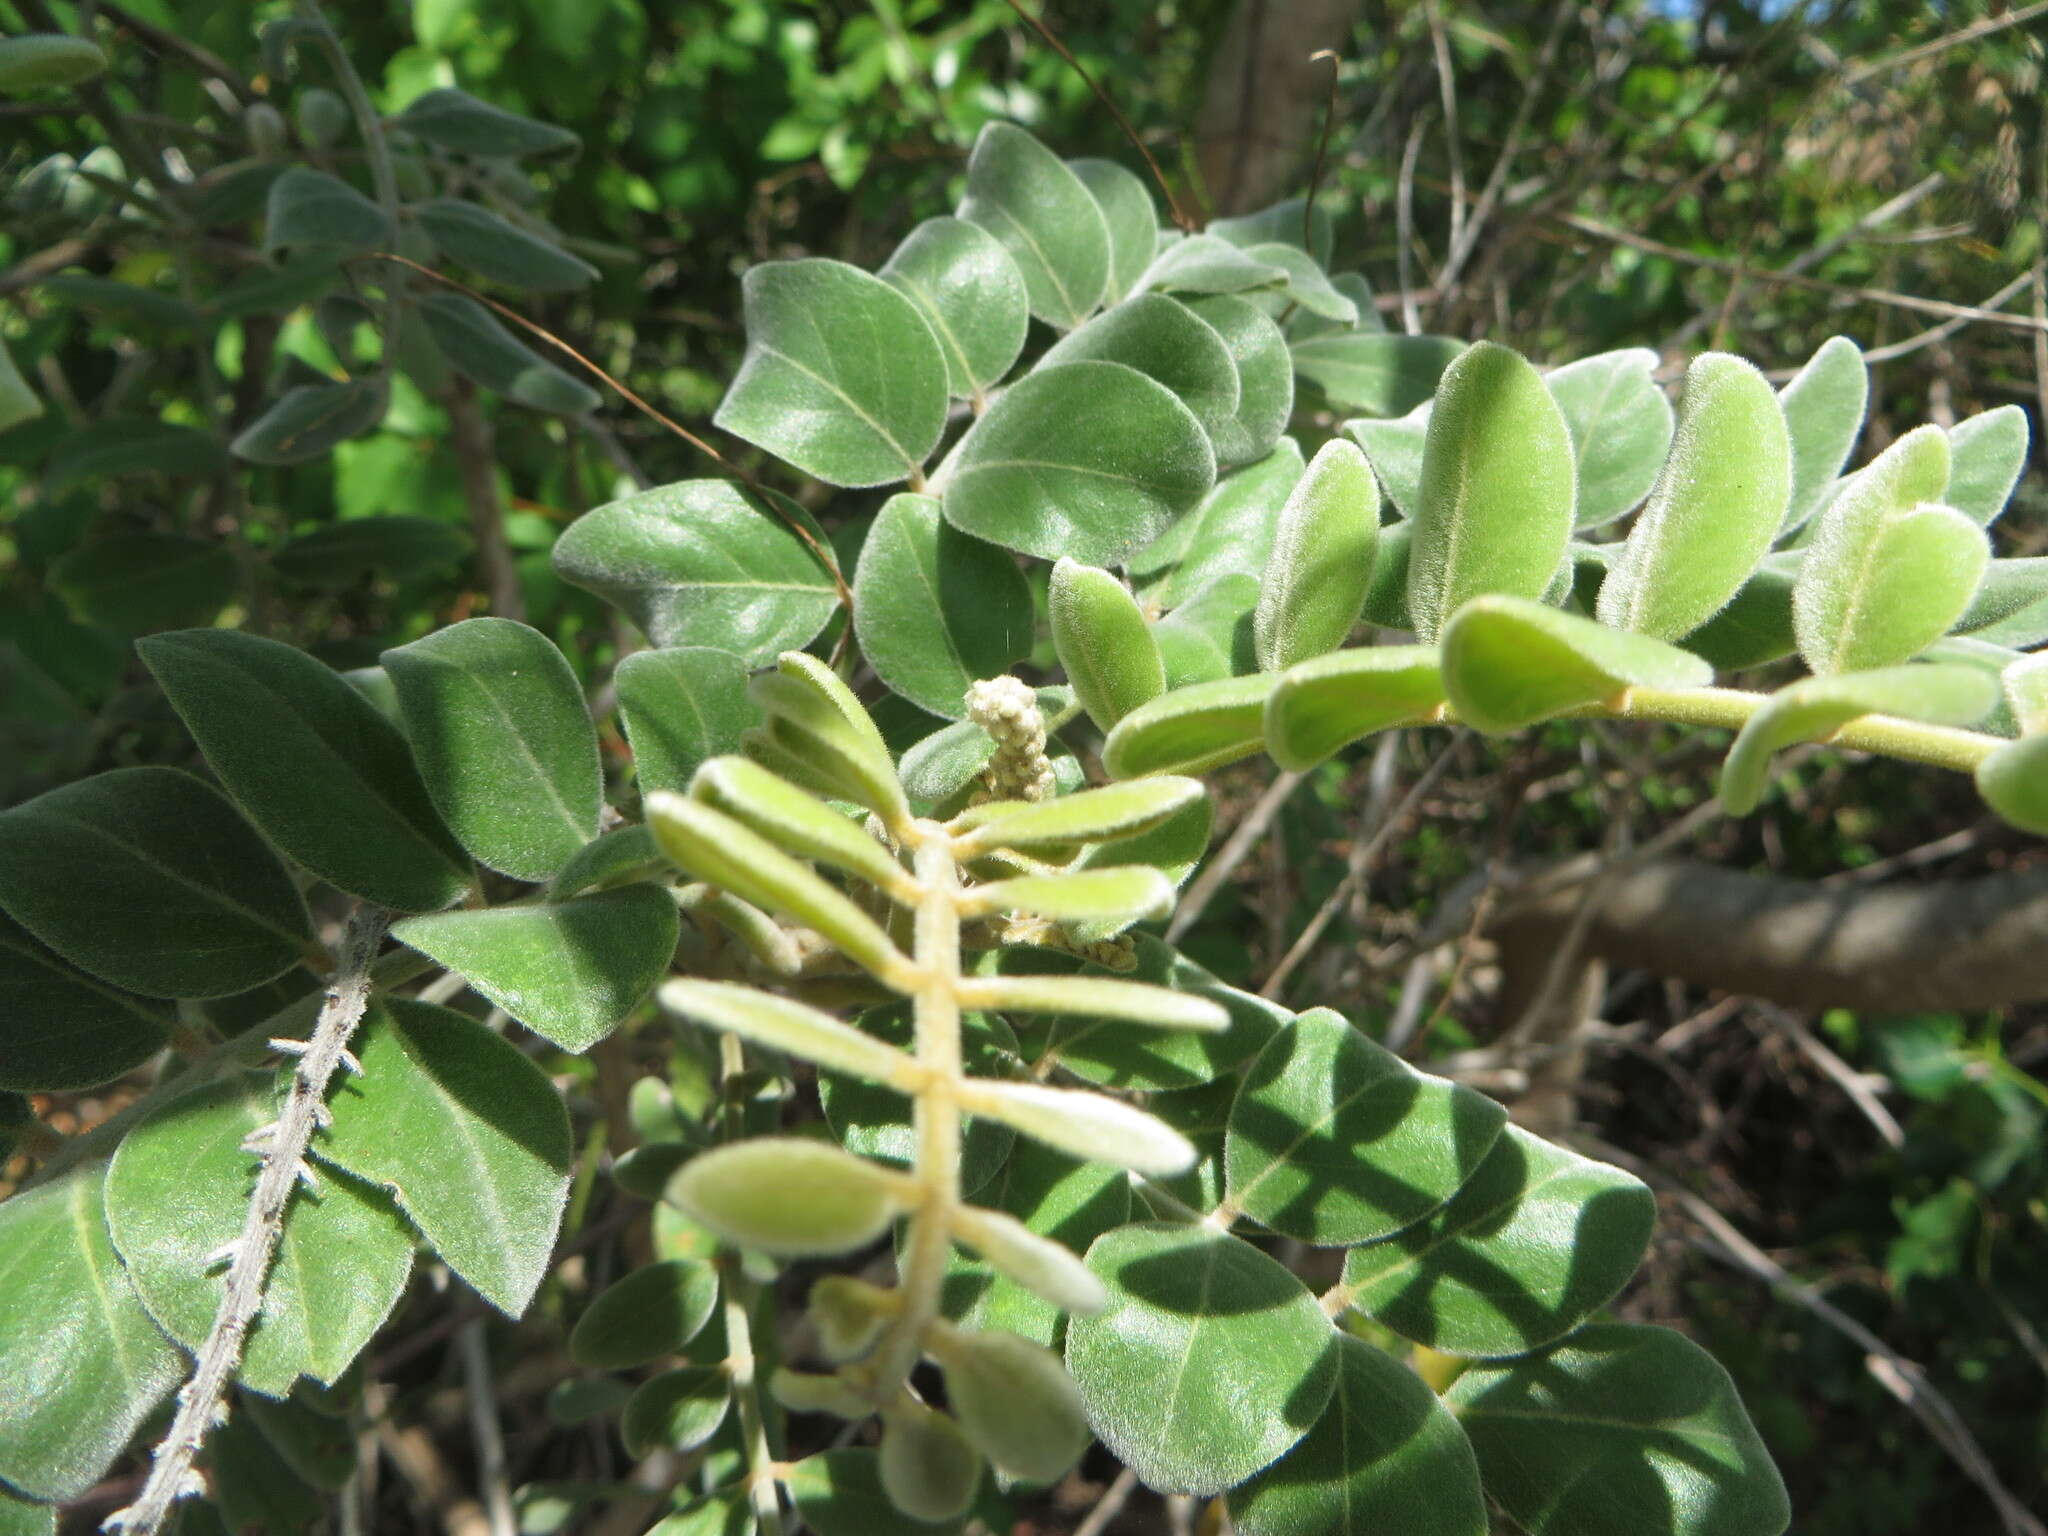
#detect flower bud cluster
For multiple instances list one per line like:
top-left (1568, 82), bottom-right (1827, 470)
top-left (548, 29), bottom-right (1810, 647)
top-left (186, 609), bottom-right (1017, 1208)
top-left (966, 676), bottom-right (1055, 803)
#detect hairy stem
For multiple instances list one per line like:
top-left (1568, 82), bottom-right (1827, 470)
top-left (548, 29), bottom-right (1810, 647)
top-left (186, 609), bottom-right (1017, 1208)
top-left (720, 1261), bottom-right (787, 1536)
top-left (1616, 684), bottom-right (2001, 774)
top-left (107, 905), bottom-right (390, 1536)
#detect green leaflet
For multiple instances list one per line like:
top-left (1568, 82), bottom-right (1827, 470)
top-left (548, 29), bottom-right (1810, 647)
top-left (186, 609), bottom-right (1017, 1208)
top-left (48, 532), bottom-right (237, 634)
top-left (0, 767), bottom-right (312, 999)
top-left (819, 1005), bottom-right (1015, 1197)
top-left (1139, 233), bottom-right (1287, 298)
top-left (1945, 404), bottom-right (2030, 526)
top-left (2004, 653), bottom-right (2048, 734)
top-left (956, 121), bottom-right (1110, 330)
top-left (1039, 293), bottom-right (1242, 449)
top-left (1793, 426), bottom-right (1977, 674)
top-left (1231, 1333), bottom-right (1487, 1536)
top-left (1067, 157), bottom-right (1159, 305)
top-left (713, 258), bottom-right (948, 488)
top-left (1050, 558), bottom-right (1166, 730)
top-left (230, 379), bottom-right (388, 466)
top-left (878, 217), bottom-right (1029, 397)
top-left (0, 334), bottom-right (43, 433)
top-left (1446, 1324), bottom-right (1791, 1536)
top-left (262, 166), bottom-right (391, 255)
top-left (0, 915), bottom-right (171, 1091)
top-left (623, 1367), bottom-right (732, 1458)
top-left (1719, 664), bottom-right (1999, 815)
top-left (392, 87), bottom-right (579, 157)
top-left (1153, 574), bottom-right (1260, 687)
top-left (1956, 557), bottom-right (2048, 648)
top-left (786, 1448), bottom-right (1007, 1536)
top-left (415, 199), bottom-right (598, 291)
top-left (1253, 438), bottom-right (1380, 671)
top-left (0, 1161), bottom-right (183, 1503)
top-left (1344, 409), bottom-right (1429, 519)
top-left (316, 998), bottom-right (574, 1316)
top-left (1065, 1224), bottom-right (1339, 1496)
top-left (1597, 353), bottom-right (1789, 640)
top-left (104, 1072), bottom-right (415, 1396)
top-left (1239, 242), bottom-right (1356, 322)
top-left (1264, 645), bottom-right (1444, 771)
top-left (939, 360), bottom-right (1215, 567)
top-left (1680, 557), bottom-right (1800, 673)
top-left (415, 293), bottom-right (600, 415)
top-left (957, 775), bottom-right (1203, 854)
top-left (1440, 596), bottom-right (1711, 735)
top-left (551, 479), bottom-right (838, 664)
top-left (0, 33), bottom-right (108, 92)
top-left (1102, 673), bottom-right (1276, 778)
top-left (1977, 734), bottom-right (2048, 834)
top-left (1406, 342), bottom-right (1576, 641)
top-left (383, 617), bottom-right (601, 880)
top-left (271, 517), bottom-right (471, 590)
top-left (141, 626), bottom-right (471, 913)
top-left (1225, 1008), bottom-right (1507, 1245)
top-left (392, 886), bottom-right (678, 1053)
top-left (853, 493), bottom-right (1033, 719)
top-left (615, 646), bottom-right (755, 795)
top-left (1292, 334), bottom-right (1465, 419)
top-left (1776, 335), bottom-right (1867, 533)
top-left (1185, 293), bottom-right (1295, 465)
top-left (569, 1259), bottom-right (720, 1370)
top-left (1339, 1124), bottom-right (1654, 1356)
top-left (1130, 438), bottom-right (1303, 607)
top-left (45, 417), bottom-right (227, 492)
top-left (1544, 348), bottom-right (1674, 529)
top-left (1209, 195), bottom-right (1337, 269)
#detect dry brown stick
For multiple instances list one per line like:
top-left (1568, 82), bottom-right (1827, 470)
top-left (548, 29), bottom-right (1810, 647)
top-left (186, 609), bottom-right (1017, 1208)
top-left (1168, 768), bottom-right (1305, 943)
top-left (1751, 1003), bottom-right (1903, 1149)
top-left (1395, 116), bottom-right (1429, 336)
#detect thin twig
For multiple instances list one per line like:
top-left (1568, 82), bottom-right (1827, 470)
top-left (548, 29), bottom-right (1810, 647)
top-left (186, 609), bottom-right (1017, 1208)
top-left (458, 1322), bottom-right (516, 1536)
top-left (107, 907), bottom-right (391, 1536)
top-left (1073, 1468), bottom-right (1141, 1536)
top-left (996, 0), bottom-right (1195, 232)
top-left (1839, 0), bottom-right (2048, 87)
top-left (1752, 1004), bottom-right (1903, 1149)
top-left (1302, 50), bottom-right (1341, 253)
top-left (1395, 117), bottom-right (1428, 336)
top-left (1424, 0), bottom-right (1467, 267)
top-left (1167, 770), bottom-right (1304, 943)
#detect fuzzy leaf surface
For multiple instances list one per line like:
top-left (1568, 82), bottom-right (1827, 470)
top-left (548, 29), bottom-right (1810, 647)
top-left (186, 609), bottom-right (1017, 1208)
top-left (0, 916), bottom-right (170, 1090)
top-left (879, 217), bottom-right (1028, 397)
top-left (1441, 596), bottom-right (1711, 734)
top-left (1776, 336), bottom-right (1867, 533)
top-left (1545, 349), bottom-right (1674, 529)
top-left (956, 122), bottom-right (1109, 330)
top-left (616, 647), bottom-right (754, 795)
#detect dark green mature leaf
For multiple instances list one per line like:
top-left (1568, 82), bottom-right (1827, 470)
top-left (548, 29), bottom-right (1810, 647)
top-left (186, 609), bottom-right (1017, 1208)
top-left (1598, 354), bottom-right (1789, 640)
top-left (1068, 158), bottom-right (1157, 304)
top-left (50, 533), bottom-right (236, 635)
top-left (0, 915), bottom-right (170, 1090)
top-left (39, 275), bottom-right (203, 332)
top-left (1066, 1224), bottom-right (1339, 1496)
top-left (1231, 1333), bottom-right (1487, 1536)
top-left (1254, 439), bottom-right (1379, 671)
top-left (1040, 294), bottom-right (1242, 448)
top-left (416, 200), bottom-right (597, 291)
top-left (624, 1368), bottom-right (732, 1458)
top-left (1441, 596), bottom-right (1711, 735)
top-left (1051, 559), bottom-right (1165, 730)
top-left (1132, 439), bottom-right (1302, 606)
top-left (1140, 234), bottom-right (1286, 298)
top-left (393, 88), bottom-right (579, 157)
top-left (787, 1449), bottom-right (1002, 1536)
top-left (853, 493), bottom-right (1033, 719)
top-left (271, 516), bottom-right (471, 589)
top-left (1153, 574), bottom-right (1259, 687)
top-left (1186, 294), bottom-right (1295, 466)
top-left (1408, 343), bottom-right (1576, 641)
top-left (569, 1259), bottom-right (719, 1369)
top-left (0, 336), bottom-right (41, 434)
top-left (1720, 664), bottom-right (1998, 814)
top-left (1446, 1324), bottom-right (1790, 1536)
top-left (416, 294), bottom-right (600, 415)
top-left (1102, 673), bottom-right (1275, 778)
top-left (553, 480), bottom-right (837, 664)
top-left (1945, 404), bottom-right (2029, 526)
top-left (1241, 242), bottom-right (1355, 322)
top-left (1226, 1009), bottom-right (1505, 1245)
top-left (820, 1006), bottom-right (1015, 1197)
top-left (1340, 1125), bottom-right (1653, 1356)
top-left (140, 629), bottom-right (471, 911)
top-left (231, 379), bottom-right (388, 465)
top-left (940, 361), bottom-right (1215, 567)
top-left (1681, 557), bottom-right (1800, 672)
top-left (393, 886), bottom-right (678, 1053)
top-left (957, 122), bottom-right (1110, 330)
top-left (1777, 336), bottom-right (1867, 533)
top-left (1977, 734), bottom-right (2048, 834)
top-left (0, 33), bottom-right (107, 92)
top-left (1292, 334), bottom-right (1464, 419)
top-left (263, 167), bottom-right (391, 254)
top-left (45, 418), bottom-right (227, 493)
top-left (383, 618), bottom-right (601, 880)
top-left (0, 1487), bottom-right (54, 1536)
top-left (879, 218), bottom-right (1028, 398)
top-left (642, 1489), bottom-right (754, 1536)
top-left (0, 1161), bottom-right (183, 1502)
top-left (1264, 645), bottom-right (1442, 771)
top-left (714, 259), bottom-right (948, 488)
top-left (616, 647), bottom-right (755, 794)
top-left (105, 1072), bottom-right (415, 1396)
top-left (990, 934), bottom-right (1285, 1093)
top-left (317, 999), bottom-right (573, 1316)
top-left (1545, 349), bottom-right (1674, 529)
top-left (0, 767), bottom-right (311, 998)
